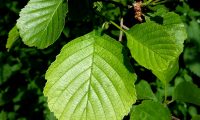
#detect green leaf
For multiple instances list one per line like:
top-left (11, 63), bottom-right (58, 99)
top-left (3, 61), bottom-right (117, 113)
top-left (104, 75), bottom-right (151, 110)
top-left (6, 26), bottom-right (19, 51)
top-left (130, 100), bottom-right (171, 120)
top-left (173, 81), bottom-right (200, 106)
top-left (183, 47), bottom-right (200, 77)
top-left (152, 59), bottom-right (179, 84)
top-left (126, 21), bottom-right (179, 71)
top-left (162, 12), bottom-right (187, 52)
top-left (146, 12), bottom-right (186, 83)
top-left (188, 63), bottom-right (200, 77)
top-left (135, 80), bottom-right (157, 101)
top-left (0, 111), bottom-right (7, 120)
top-left (17, 0), bottom-right (67, 48)
top-left (192, 115), bottom-right (200, 120)
top-left (187, 19), bottom-right (200, 47)
top-left (44, 31), bottom-right (137, 120)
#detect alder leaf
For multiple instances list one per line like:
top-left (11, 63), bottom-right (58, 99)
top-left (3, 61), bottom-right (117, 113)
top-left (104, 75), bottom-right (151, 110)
top-left (162, 12), bottom-right (187, 52)
top-left (17, 0), bottom-right (67, 48)
top-left (135, 80), bottom-right (157, 101)
top-left (153, 59), bottom-right (179, 84)
top-left (130, 100), bottom-right (171, 120)
top-left (44, 31), bottom-right (137, 120)
top-left (173, 81), bottom-right (200, 106)
top-left (6, 25), bottom-right (19, 51)
top-left (126, 21), bottom-right (180, 71)
top-left (151, 12), bottom-right (187, 83)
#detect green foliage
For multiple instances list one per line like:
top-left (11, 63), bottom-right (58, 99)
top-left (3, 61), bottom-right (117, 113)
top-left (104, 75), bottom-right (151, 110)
top-left (152, 59), bottom-right (179, 84)
top-left (44, 31), bottom-right (136, 120)
top-left (16, 0), bottom-right (67, 48)
top-left (192, 115), bottom-right (200, 120)
top-left (6, 25), bottom-right (19, 51)
top-left (173, 81), bottom-right (200, 106)
top-left (126, 21), bottom-right (179, 71)
top-left (130, 100), bottom-right (171, 120)
top-left (135, 80), bottom-right (157, 101)
top-left (1, 0), bottom-right (200, 119)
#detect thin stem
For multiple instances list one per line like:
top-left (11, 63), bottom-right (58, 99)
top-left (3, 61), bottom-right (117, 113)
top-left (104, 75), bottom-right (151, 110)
top-left (121, 25), bottom-right (129, 30)
top-left (152, 0), bottom-right (168, 5)
top-left (110, 21), bottom-right (126, 33)
top-left (118, 18), bottom-right (124, 42)
top-left (166, 100), bottom-right (174, 105)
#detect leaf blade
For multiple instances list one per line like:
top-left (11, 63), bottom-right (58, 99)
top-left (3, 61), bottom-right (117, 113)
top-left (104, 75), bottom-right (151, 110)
top-left (135, 80), bottom-right (157, 101)
top-left (173, 81), bottom-right (200, 106)
top-left (153, 59), bottom-right (179, 84)
top-left (44, 31), bottom-right (137, 120)
top-left (17, 0), bottom-right (67, 48)
top-left (126, 21), bottom-right (179, 71)
top-left (130, 100), bottom-right (171, 120)
top-left (6, 26), bottom-right (19, 51)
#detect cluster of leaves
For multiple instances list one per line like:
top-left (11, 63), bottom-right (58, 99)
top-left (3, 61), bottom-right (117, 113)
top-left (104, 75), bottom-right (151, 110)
top-left (1, 0), bottom-right (200, 120)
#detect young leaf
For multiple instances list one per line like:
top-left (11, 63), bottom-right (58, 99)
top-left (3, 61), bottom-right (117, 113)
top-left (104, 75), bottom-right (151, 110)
top-left (44, 31), bottom-right (137, 120)
top-left (17, 0), bottom-right (67, 48)
top-left (136, 80), bottom-right (157, 101)
top-left (126, 21), bottom-right (180, 71)
top-left (152, 59), bottom-right (179, 84)
top-left (173, 81), bottom-right (200, 106)
top-left (130, 100), bottom-right (171, 120)
top-left (6, 26), bottom-right (19, 51)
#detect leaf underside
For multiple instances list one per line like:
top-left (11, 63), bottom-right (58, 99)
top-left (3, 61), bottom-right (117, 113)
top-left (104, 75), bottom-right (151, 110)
top-left (44, 31), bottom-right (137, 120)
top-left (17, 0), bottom-right (67, 48)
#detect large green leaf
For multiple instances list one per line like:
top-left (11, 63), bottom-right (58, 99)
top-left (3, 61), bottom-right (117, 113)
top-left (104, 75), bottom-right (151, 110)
top-left (6, 26), bottom-right (19, 51)
top-left (17, 0), bottom-right (67, 48)
top-left (130, 100), bottom-right (171, 120)
top-left (126, 21), bottom-right (179, 71)
top-left (44, 31), bottom-right (137, 120)
top-left (173, 81), bottom-right (200, 106)
top-left (135, 80), bottom-right (157, 101)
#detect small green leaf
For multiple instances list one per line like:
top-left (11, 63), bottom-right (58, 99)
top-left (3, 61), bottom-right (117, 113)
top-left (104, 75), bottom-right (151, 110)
top-left (173, 81), bottom-right (200, 106)
top-left (187, 20), bottom-right (200, 43)
top-left (130, 100), bottom-right (171, 120)
top-left (153, 59), bottom-right (179, 84)
top-left (17, 0), bottom-right (67, 48)
top-left (136, 80), bottom-right (157, 101)
top-left (126, 21), bottom-right (179, 71)
top-left (188, 63), bottom-right (200, 77)
top-left (44, 31), bottom-right (137, 120)
top-left (6, 26), bottom-right (19, 51)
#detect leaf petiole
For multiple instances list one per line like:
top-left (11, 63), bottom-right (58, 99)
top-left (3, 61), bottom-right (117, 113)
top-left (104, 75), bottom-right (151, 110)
top-left (110, 21), bottom-right (126, 33)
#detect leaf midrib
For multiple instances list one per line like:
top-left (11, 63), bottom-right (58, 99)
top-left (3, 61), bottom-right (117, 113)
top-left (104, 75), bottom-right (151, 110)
top-left (39, 0), bottom-right (64, 42)
top-left (130, 35), bottom-right (170, 63)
